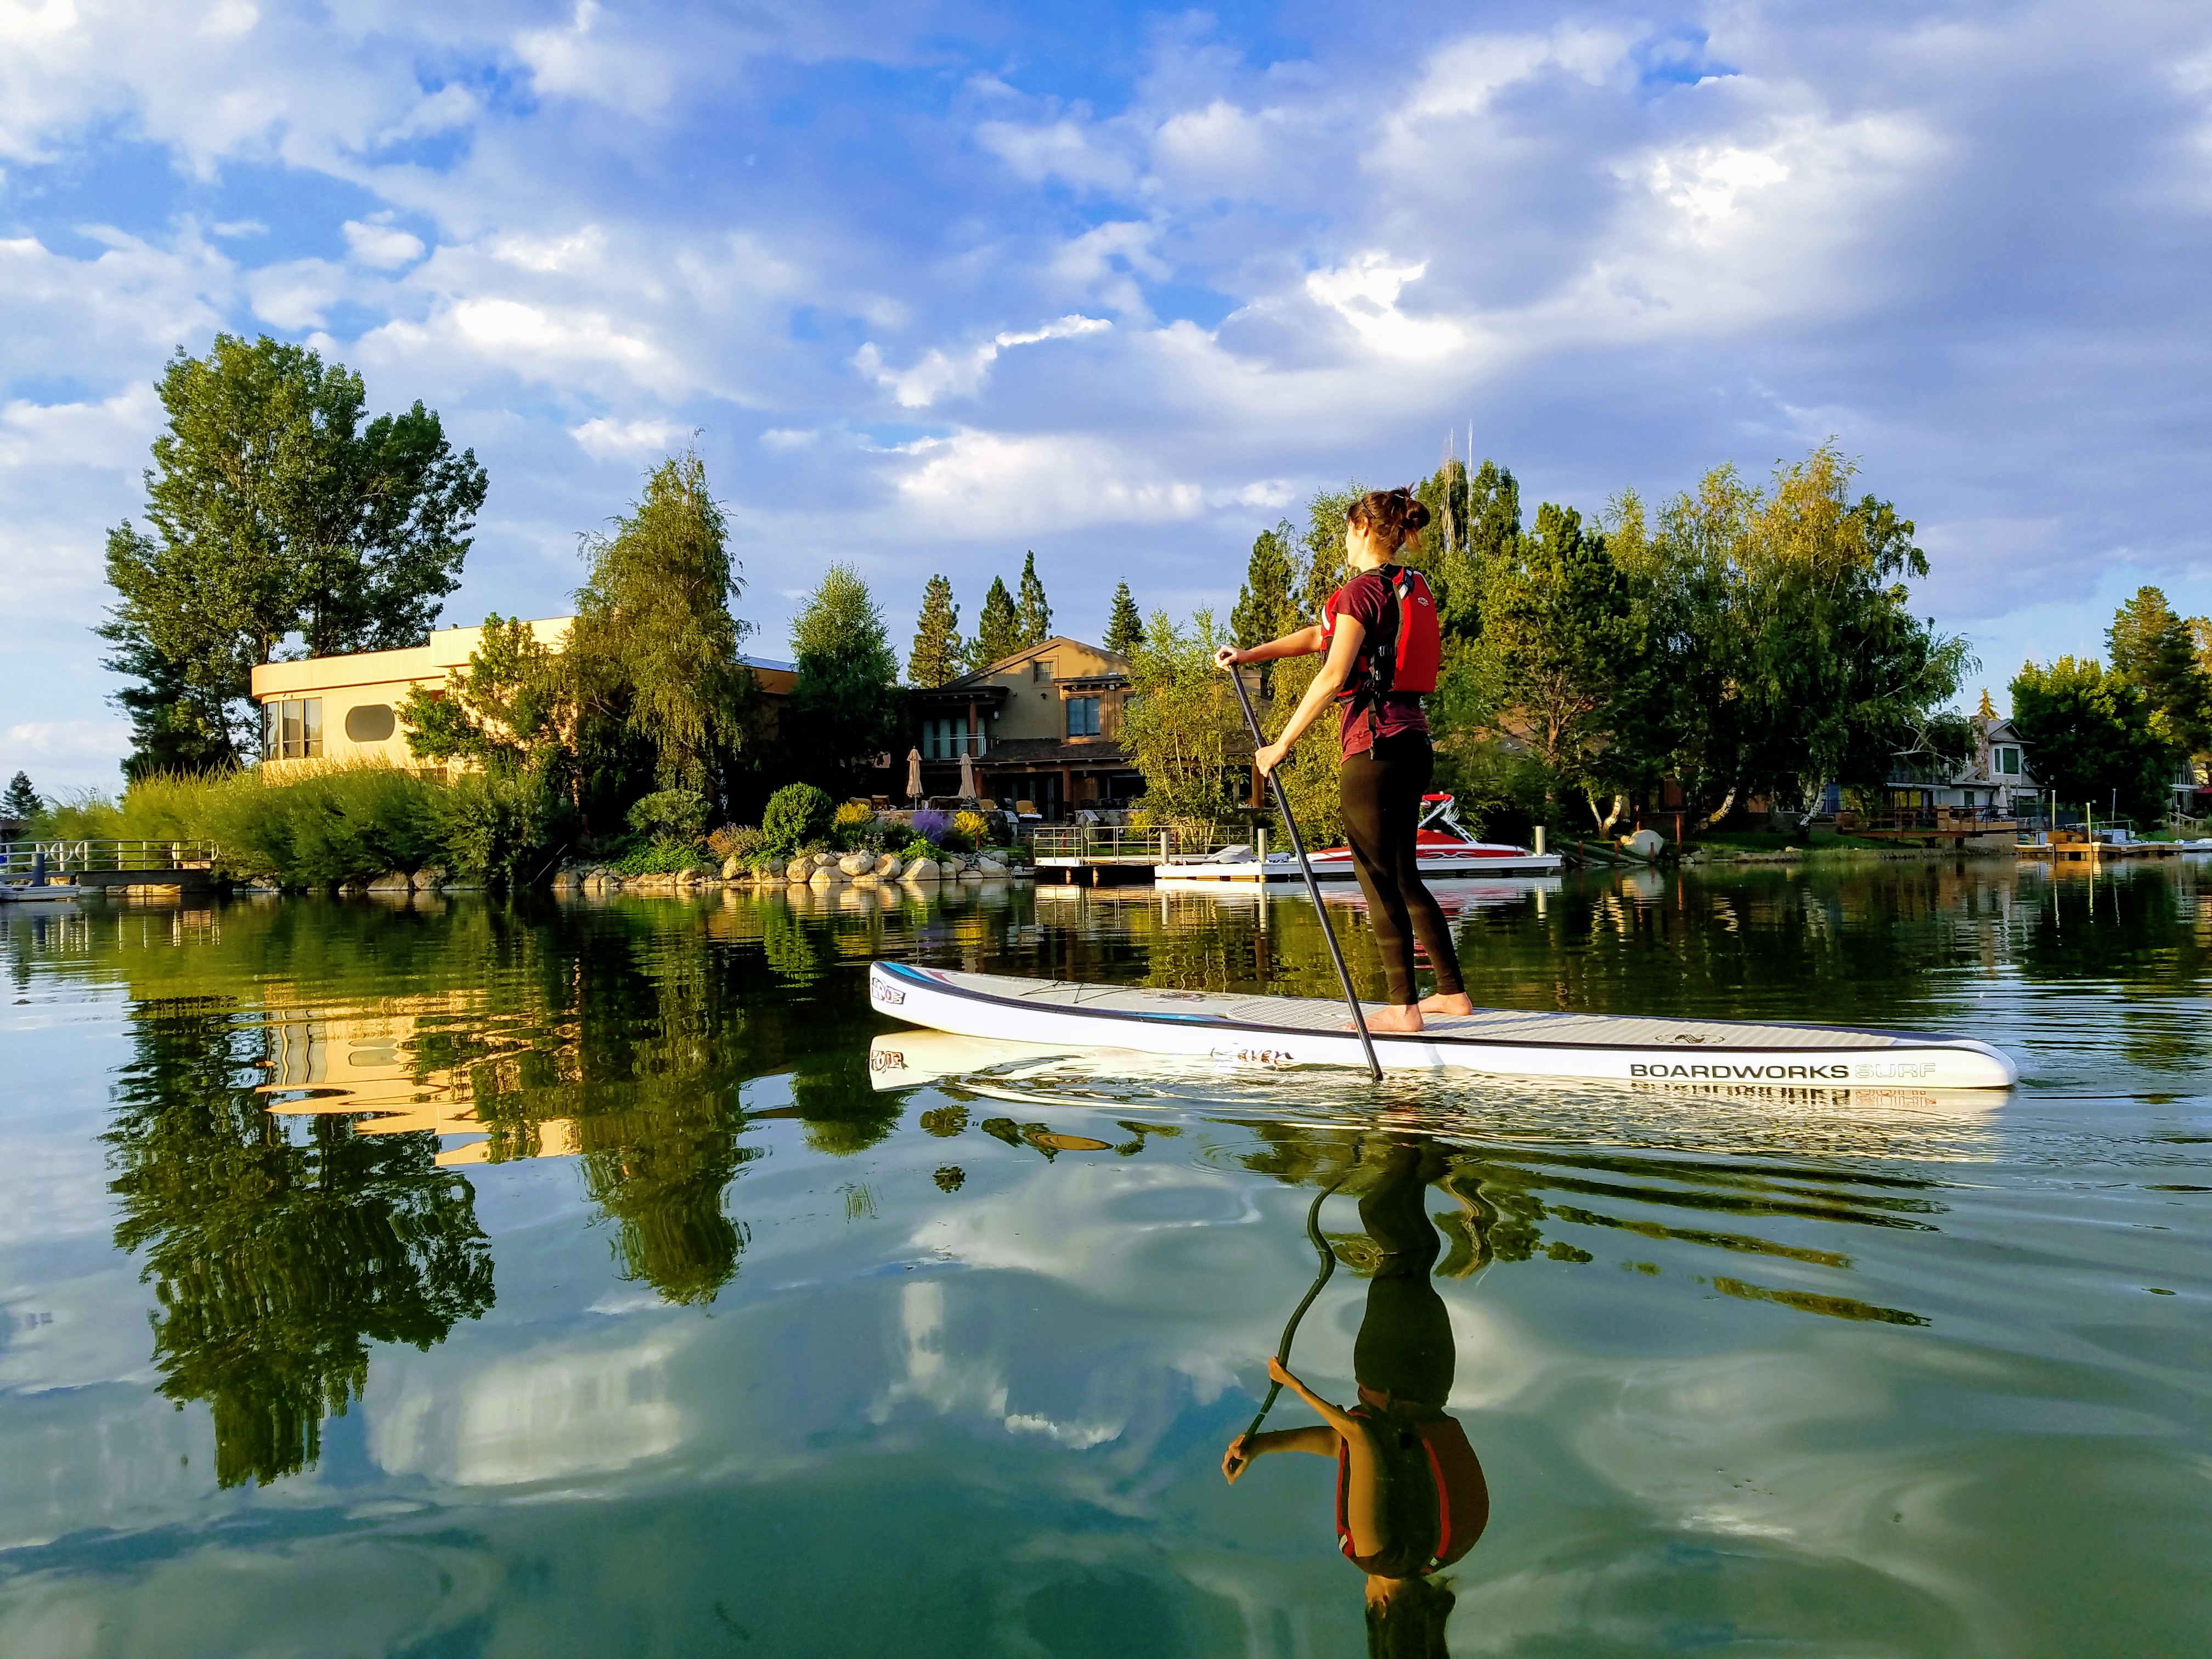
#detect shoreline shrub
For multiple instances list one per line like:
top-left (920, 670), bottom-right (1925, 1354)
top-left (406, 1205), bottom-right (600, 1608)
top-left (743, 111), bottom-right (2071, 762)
top-left (761, 783), bottom-right (833, 855)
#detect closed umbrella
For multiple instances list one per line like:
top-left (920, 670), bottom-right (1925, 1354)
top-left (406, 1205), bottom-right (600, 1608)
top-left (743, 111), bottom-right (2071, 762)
top-left (958, 750), bottom-right (977, 801)
top-left (905, 747), bottom-right (923, 804)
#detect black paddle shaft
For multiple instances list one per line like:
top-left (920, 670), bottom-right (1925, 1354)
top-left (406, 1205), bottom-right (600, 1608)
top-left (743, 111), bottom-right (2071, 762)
top-left (1226, 664), bottom-right (1384, 1082)
top-left (1239, 1160), bottom-right (1349, 1444)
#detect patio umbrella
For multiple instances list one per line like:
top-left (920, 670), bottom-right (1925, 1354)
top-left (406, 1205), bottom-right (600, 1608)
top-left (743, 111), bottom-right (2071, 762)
top-left (958, 750), bottom-right (977, 800)
top-left (905, 747), bottom-right (923, 803)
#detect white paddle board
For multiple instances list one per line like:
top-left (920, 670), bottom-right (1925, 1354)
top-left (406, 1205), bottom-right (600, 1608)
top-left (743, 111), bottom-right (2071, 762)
top-left (867, 961), bottom-right (2018, 1089)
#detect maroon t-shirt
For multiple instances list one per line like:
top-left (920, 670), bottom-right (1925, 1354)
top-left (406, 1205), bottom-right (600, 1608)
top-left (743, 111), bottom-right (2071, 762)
top-left (1322, 568), bottom-right (1430, 759)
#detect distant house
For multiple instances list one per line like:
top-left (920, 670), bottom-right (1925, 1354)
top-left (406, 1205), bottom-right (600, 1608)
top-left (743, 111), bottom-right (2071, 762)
top-left (1876, 707), bottom-right (2039, 820)
top-left (249, 617), bottom-right (797, 773)
top-left (906, 636), bottom-right (1143, 819)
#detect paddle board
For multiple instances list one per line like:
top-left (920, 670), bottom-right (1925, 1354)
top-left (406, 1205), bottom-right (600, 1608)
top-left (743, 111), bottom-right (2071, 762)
top-left (866, 961), bottom-right (2018, 1088)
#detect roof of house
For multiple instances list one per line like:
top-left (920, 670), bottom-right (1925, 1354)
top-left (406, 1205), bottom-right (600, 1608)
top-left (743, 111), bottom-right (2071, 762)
top-left (944, 636), bottom-right (1131, 689)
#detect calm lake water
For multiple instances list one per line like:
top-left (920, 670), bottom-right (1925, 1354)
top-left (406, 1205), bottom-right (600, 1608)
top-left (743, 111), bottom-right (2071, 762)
top-left (2, 861), bottom-right (2208, 1657)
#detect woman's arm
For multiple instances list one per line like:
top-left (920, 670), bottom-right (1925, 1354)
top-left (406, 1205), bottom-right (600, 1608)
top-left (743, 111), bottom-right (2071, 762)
top-left (1248, 617), bottom-right (1365, 777)
top-left (1221, 1423), bottom-right (1339, 1482)
top-left (1216, 624), bottom-right (1325, 667)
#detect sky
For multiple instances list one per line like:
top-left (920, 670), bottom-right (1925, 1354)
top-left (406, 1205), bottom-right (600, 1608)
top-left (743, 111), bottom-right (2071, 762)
top-left (2, 0), bottom-right (2208, 792)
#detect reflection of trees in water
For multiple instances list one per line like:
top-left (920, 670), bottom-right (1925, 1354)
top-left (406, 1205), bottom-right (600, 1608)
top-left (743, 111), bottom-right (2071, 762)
top-left (106, 1000), bottom-right (494, 1488)
top-left (1237, 1121), bottom-right (1940, 1326)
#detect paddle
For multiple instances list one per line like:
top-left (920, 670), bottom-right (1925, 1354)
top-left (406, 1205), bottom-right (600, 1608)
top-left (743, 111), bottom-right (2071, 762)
top-left (1238, 1153), bottom-right (1353, 1445)
top-left (1226, 664), bottom-right (1384, 1082)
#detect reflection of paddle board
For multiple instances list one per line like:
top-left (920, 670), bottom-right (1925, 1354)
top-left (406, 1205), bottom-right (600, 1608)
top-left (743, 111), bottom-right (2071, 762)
top-left (867, 962), bottom-right (2018, 1088)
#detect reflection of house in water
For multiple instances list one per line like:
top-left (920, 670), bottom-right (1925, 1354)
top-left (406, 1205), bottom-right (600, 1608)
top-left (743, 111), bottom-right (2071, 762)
top-left (257, 988), bottom-right (584, 1167)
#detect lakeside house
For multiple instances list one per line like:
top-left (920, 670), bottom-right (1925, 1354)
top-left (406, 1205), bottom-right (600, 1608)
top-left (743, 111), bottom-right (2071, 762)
top-left (906, 636), bottom-right (1144, 819)
top-left (1879, 709), bottom-right (2041, 820)
top-left (248, 617), bottom-right (797, 773)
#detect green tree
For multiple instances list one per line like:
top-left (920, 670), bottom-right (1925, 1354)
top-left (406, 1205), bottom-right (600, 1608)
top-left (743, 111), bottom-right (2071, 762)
top-left (1232, 521), bottom-right (1301, 650)
top-left (969, 575), bottom-right (1024, 670)
top-left (399, 614), bottom-right (573, 780)
top-left (787, 564), bottom-right (904, 789)
top-left (1120, 610), bottom-right (1245, 836)
top-left (566, 452), bottom-right (758, 810)
top-left (2, 771), bottom-right (38, 822)
top-left (2107, 586), bottom-right (2209, 755)
top-left (1469, 504), bottom-right (1642, 818)
top-left (1104, 581), bottom-right (1143, 654)
top-left (1297, 484), bottom-right (1364, 621)
top-left (908, 574), bottom-right (964, 686)
top-left (106, 1001), bottom-right (494, 1488)
top-left (2010, 657), bottom-right (2174, 821)
top-left (1632, 445), bottom-right (1970, 825)
top-left (99, 334), bottom-right (486, 774)
top-left (1016, 550), bottom-right (1052, 645)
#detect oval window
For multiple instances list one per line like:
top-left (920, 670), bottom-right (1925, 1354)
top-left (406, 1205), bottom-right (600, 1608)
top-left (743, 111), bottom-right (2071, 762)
top-left (344, 703), bottom-right (397, 743)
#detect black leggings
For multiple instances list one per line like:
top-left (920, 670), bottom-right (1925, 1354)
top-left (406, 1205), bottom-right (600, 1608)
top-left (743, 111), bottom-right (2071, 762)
top-left (1340, 732), bottom-right (1465, 1006)
top-left (1353, 1139), bottom-right (1454, 1409)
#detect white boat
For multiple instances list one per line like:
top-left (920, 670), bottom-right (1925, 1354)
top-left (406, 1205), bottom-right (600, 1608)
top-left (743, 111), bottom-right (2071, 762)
top-left (867, 962), bottom-right (2018, 1088)
top-left (1157, 794), bottom-right (1561, 887)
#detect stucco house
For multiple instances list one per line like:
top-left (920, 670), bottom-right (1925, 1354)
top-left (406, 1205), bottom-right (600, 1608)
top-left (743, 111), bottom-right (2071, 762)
top-left (905, 636), bottom-right (1144, 819)
top-left (250, 616), bottom-right (796, 773)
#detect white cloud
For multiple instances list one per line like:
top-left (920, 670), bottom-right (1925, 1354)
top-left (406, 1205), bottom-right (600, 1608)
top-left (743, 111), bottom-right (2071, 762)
top-left (343, 217), bottom-right (426, 269)
top-left (890, 430), bottom-right (1205, 533)
top-left (489, 225), bottom-right (608, 274)
top-left (244, 256), bottom-right (345, 328)
top-left (4, 719), bottom-right (132, 766)
top-left (975, 117), bottom-right (1137, 191)
top-left (856, 314), bottom-right (1109, 408)
top-left (516, 0), bottom-right (675, 119)
top-left (361, 297), bottom-right (681, 393)
top-left (1304, 255), bottom-right (1465, 358)
top-left (0, 383), bottom-right (160, 471)
top-left (569, 415), bottom-right (689, 458)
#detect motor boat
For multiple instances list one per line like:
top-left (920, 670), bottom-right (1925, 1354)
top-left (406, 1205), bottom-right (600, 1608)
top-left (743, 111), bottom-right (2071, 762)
top-left (1158, 794), bottom-right (1561, 886)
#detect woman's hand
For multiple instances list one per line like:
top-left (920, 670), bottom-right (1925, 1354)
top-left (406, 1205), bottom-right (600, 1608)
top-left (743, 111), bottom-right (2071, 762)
top-left (1267, 1355), bottom-right (1296, 1387)
top-left (1214, 645), bottom-right (1245, 670)
top-left (1221, 1435), bottom-right (1255, 1483)
top-left (1253, 740), bottom-right (1289, 777)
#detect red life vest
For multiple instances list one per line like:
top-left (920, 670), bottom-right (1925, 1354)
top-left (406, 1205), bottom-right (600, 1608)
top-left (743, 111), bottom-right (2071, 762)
top-left (1333, 1407), bottom-right (1489, 1576)
top-left (1323, 565), bottom-right (1442, 725)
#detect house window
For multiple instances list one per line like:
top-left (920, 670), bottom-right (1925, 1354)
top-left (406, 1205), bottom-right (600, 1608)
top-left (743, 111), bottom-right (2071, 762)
top-left (922, 717), bottom-right (984, 759)
top-left (262, 697), bottom-right (323, 760)
top-left (1032, 659), bottom-right (1055, 683)
top-left (1995, 746), bottom-right (2021, 776)
top-left (1066, 696), bottom-right (1101, 737)
top-left (344, 703), bottom-right (397, 743)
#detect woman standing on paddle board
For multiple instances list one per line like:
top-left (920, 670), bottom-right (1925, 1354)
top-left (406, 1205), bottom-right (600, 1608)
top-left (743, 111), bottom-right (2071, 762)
top-left (1216, 488), bottom-right (1472, 1034)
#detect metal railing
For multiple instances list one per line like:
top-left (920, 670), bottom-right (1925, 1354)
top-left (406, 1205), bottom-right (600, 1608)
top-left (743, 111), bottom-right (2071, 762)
top-left (1, 839), bottom-right (222, 878)
top-left (1842, 808), bottom-right (2018, 834)
top-left (1029, 825), bottom-right (1230, 863)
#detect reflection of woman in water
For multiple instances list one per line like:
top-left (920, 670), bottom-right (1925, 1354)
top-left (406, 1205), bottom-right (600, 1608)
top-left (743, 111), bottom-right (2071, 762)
top-left (1222, 1141), bottom-right (1489, 1657)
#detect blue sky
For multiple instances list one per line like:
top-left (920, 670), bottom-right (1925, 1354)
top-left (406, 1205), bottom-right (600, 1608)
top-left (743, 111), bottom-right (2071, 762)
top-left (3, 0), bottom-right (2208, 791)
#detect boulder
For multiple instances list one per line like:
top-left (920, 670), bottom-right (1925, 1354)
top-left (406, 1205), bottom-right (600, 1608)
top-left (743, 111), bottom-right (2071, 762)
top-left (838, 851), bottom-right (874, 876)
top-left (809, 866), bottom-right (837, 887)
top-left (412, 866), bottom-right (447, 890)
top-left (721, 856), bottom-right (744, 880)
top-left (874, 853), bottom-right (903, 879)
top-left (851, 873), bottom-right (881, 888)
top-left (901, 859), bottom-right (941, 882)
top-left (757, 855), bottom-right (785, 879)
top-left (975, 856), bottom-right (1008, 877)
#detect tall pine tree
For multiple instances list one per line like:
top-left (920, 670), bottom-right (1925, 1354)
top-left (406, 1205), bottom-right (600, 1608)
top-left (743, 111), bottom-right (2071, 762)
top-left (1104, 582), bottom-right (1143, 654)
top-left (908, 574), bottom-right (964, 686)
top-left (2107, 586), bottom-right (2209, 754)
top-left (3, 772), bottom-right (39, 823)
top-left (1016, 551), bottom-right (1052, 645)
top-left (1231, 521), bottom-right (1300, 648)
top-left (969, 577), bottom-right (1024, 670)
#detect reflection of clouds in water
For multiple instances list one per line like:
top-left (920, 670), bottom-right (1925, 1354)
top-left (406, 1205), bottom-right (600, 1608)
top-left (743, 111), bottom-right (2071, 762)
top-left (373, 1330), bottom-right (690, 1487)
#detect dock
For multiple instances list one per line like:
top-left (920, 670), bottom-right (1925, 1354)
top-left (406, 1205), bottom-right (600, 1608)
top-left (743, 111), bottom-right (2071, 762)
top-left (1, 839), bottom-right (225, 896)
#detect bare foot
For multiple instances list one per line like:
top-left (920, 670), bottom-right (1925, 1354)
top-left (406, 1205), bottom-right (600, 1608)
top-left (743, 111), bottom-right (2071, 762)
top-left (1355, 1005), bottom-right (1424, 1035)
top-left (1418, 991), bottom-right (1473, 1017)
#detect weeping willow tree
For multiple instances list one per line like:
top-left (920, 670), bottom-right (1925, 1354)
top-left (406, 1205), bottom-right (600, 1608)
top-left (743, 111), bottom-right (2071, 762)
top-left (565, 451), bottom-right (759, 820)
